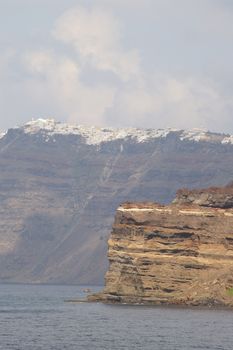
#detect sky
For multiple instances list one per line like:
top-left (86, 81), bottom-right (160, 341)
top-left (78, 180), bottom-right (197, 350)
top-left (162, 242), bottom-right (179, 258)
top-left (1, 0), bottom-right (233, 133)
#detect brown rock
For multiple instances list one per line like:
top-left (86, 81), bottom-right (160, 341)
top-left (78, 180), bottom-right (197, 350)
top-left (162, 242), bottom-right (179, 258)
top-left (174, 182), bottom-right (233, 208)
top-left (90, 190), bottom-right (233, 307)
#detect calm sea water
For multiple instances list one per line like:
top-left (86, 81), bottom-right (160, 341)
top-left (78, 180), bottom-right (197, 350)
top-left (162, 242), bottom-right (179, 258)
top-left (0, 284), bottom-right (232, 350)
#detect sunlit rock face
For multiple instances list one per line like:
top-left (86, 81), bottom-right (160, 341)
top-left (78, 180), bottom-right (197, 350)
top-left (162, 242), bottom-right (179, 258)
top-left (91, 190), bottom-right (233, 307)
top-left (1, 119), bottom-right (233, 285)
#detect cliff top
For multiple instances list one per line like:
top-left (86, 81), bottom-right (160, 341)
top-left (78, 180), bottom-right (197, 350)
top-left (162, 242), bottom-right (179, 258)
top-left (120, 183), bottom-right (233, 210)
top-left (2, 118), bottom-right (233, 145)
top-left (174, 182), bottom-right (233, 208)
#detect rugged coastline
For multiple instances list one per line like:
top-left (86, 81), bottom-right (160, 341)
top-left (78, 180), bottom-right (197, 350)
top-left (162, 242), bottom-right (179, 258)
top-left (89, 185), bottom-right (233, 307)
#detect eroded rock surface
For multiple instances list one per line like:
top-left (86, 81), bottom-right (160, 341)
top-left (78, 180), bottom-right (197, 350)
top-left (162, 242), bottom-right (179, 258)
top-left (90, 190), bottom-right (233, 307)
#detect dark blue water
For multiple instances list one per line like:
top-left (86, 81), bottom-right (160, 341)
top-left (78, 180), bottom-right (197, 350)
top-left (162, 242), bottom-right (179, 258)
top-left (0, 284), bottom-right (232, 349)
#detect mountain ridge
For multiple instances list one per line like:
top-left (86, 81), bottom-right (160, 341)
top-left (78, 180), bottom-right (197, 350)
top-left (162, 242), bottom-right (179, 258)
top-left (2, 118), bottom-right (233, 145)
top-left (0, 119), bottom-right (233, 284)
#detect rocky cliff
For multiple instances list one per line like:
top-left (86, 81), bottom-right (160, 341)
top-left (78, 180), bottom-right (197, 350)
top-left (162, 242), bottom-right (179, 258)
top-left (173, 183), bottom-right (233, 209)
top-left (90, 186), bottom-right (233, 306)
top-left (1, 119), bottom-right (233, 284)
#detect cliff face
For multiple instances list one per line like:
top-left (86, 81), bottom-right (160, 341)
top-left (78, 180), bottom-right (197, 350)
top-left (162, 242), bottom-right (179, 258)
top-left (2, 119), bottom-right (233, 285)
top-left (91, 191), bottom-right (233, 306)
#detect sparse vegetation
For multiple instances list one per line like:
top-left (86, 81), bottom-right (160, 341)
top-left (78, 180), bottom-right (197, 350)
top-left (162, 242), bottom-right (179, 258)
top-left (226, 288), bottom-right (233, 296)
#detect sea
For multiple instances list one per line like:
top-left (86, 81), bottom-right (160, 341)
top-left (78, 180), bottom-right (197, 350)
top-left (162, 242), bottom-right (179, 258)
top-left (0, 284), bottom-right (232, 350)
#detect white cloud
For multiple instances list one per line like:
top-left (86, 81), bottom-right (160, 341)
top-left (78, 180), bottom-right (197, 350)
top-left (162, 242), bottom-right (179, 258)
top-left (24, 51), bottom-right (54, 74)
top-left (19, 46), bottom-right (233, 131)
top-left (53, 6), bottom-right (140, 81)
top-left (22, 50), bottom-right (116, 125)
top-left (20, 3), bottom-right (233, 132)
top-left (1, 2), bottom-right (233, 133)
top-left (108, 75), bottom-right (233, 132)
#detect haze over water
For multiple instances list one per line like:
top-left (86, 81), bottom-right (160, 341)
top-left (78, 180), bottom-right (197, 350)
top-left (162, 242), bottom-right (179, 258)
top-left (0, 284), bottom-right (232, 350)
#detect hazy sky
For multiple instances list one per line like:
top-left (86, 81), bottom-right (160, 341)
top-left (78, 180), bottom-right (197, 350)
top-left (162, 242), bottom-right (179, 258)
top-left (1, 0), bottom-right (233, 133)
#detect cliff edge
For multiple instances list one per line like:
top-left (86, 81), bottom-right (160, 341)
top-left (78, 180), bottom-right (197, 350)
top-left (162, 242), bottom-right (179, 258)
top-left (89, 185), bottom-right (233, 307)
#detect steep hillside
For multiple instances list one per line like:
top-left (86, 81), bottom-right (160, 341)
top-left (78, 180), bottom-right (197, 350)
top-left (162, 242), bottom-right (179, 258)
top-left (0, 119), bottom-right (233, 284)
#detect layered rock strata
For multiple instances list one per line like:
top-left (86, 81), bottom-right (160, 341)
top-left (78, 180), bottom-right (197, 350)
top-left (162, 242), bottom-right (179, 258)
top-left (90, 194), bottom-right (233, 306)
